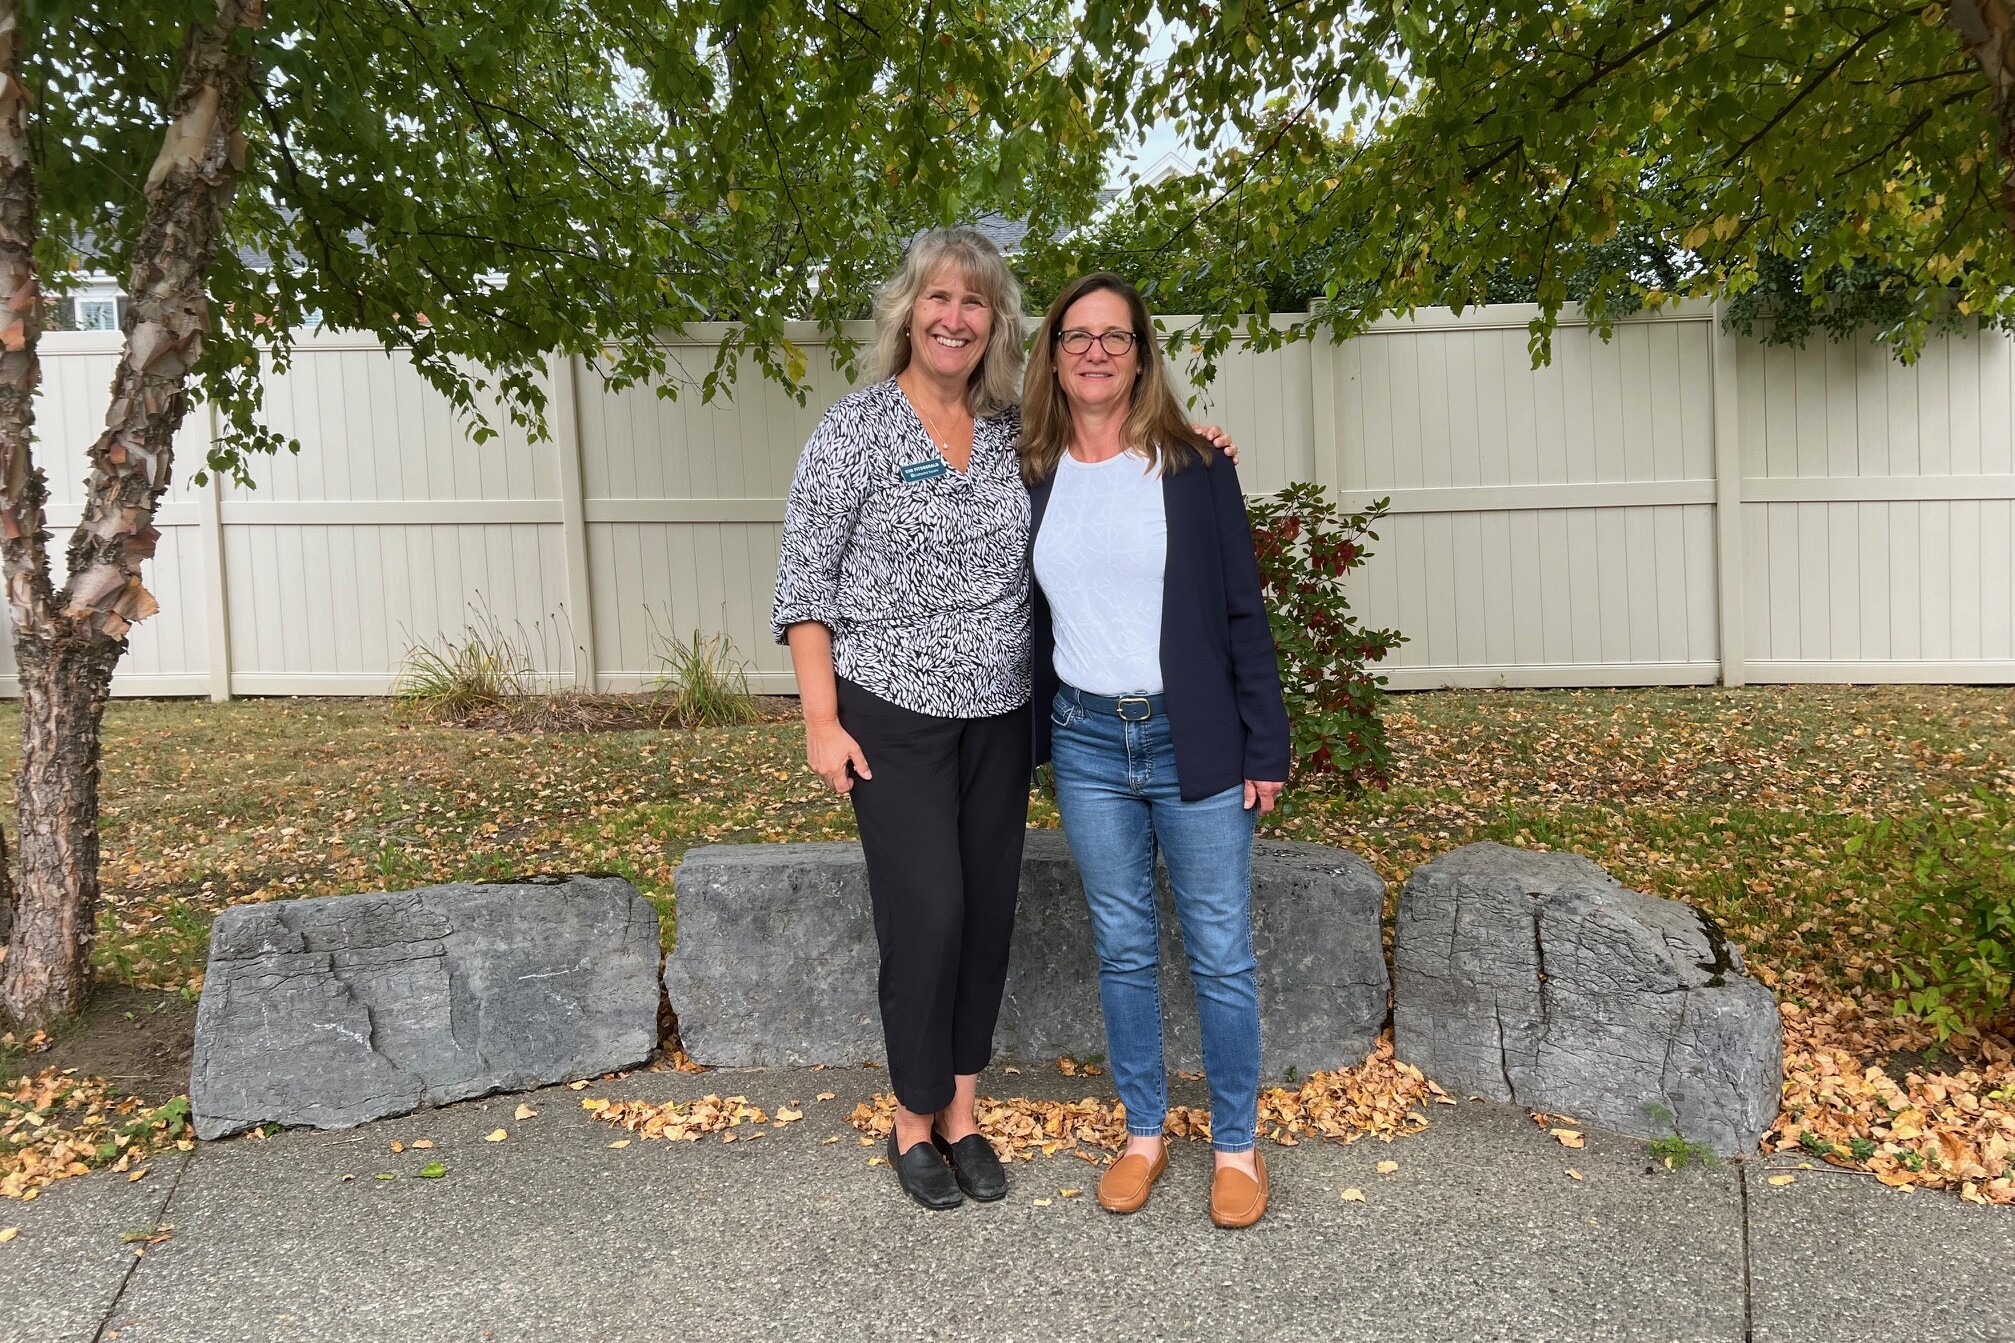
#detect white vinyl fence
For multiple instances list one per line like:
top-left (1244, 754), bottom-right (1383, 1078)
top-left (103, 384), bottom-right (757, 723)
top-left (20, 300), bottom-right (2015, 699)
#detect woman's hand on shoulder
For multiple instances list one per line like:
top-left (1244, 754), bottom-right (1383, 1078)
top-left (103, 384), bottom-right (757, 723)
top-left (1191, 422), bottom-right (1239, 466)
top-left (1243, 779), bottom-right (1284, 815)
top-left (805, 717), bottom-right (872, 793)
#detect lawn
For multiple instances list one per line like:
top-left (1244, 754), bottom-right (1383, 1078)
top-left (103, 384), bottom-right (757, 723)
top-left (41, 683), bottom-right (2009, 1013)
top-left (3, 683), bottom-right (2012, 1201)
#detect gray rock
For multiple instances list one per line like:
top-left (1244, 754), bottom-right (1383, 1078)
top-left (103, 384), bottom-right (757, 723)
top-left (190, 875), bottom-right (661, 1140)
top-left (665, 831), bottom-right (1388, 1075)
top-left (1392, 841), bottom-right (1782, 1155)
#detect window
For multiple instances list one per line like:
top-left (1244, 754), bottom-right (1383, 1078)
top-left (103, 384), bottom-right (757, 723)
top-left (76, 299), bottom-right (118, 331)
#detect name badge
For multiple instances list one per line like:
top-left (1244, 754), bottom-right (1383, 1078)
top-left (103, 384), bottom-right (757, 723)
top-left (900, 457), bottom-right (950, 484)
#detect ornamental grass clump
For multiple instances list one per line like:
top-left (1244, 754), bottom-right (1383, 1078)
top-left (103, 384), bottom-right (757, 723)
top-left (394, 604), bottom-right (543, 722)
top-left (1247, 483), bottom-right (1406, 789)
top-left (650, 629), bottom-right (763, 730)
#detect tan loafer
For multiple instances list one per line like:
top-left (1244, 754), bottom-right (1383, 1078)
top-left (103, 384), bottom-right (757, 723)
top-left (1209, 1151), bottom-right (1268, 1228)
top-left (1097, 1139), bottom-right (1169, 1214)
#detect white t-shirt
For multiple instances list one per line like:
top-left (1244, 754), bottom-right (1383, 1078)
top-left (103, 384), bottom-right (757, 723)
top-left (1033, 448), bottom-right (1166, 695)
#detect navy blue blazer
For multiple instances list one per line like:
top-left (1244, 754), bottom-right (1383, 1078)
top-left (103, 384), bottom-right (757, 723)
top-left (1029, 449), bottom-right (1291, 801)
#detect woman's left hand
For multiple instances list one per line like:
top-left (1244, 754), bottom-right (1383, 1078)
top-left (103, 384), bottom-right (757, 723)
top-left (1244, 779), bottom-right (1285, 814)
top-left (1192, 422), bottom-right (1240, 466)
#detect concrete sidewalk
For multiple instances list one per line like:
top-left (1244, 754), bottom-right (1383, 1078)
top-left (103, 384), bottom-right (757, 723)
top-left (5, 1063), bottom-right (2010, 1343)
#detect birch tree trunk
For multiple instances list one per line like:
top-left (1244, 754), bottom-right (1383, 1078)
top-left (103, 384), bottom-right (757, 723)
top-left (0, 0), bottom-right (253, 1025)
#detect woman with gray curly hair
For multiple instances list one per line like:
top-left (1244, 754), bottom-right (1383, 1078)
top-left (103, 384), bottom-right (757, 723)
top-left (773, 229), bottom-right (1233, 1211)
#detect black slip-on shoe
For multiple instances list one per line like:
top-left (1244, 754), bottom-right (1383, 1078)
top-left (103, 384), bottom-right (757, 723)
top-left (933, 1131), bottom-right (1009, 1202)
top-left (889, 1132), bottom-right (963, 1210)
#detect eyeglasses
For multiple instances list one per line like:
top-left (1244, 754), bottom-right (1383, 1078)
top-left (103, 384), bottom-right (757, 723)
top-left (1055, 328), bottom-right (1139, 356)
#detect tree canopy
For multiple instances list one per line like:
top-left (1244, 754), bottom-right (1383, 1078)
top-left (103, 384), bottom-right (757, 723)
top-left (34, 0), bottom-right (1109, 477)
top-left (1044, 1), bottom-right (2015, 364)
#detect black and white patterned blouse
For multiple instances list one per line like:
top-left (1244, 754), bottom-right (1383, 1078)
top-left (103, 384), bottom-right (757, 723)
top-left (771, 378), bottom-right (1031, 719)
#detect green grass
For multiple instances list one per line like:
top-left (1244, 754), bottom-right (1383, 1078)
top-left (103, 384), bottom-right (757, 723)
top-left (0, 684), bottom-right (2001, 1031)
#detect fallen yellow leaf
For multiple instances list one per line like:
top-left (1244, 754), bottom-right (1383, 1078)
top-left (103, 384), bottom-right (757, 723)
top-left (607, 1139), bottom-right (630, 1149)
top-left (1376, 1160), bottom-right (1399, 1175)
top-left (1341, 1187), bottom-right (1366, 1202)
top-left (1032, 1197), bottom-right (1052, 1206)
top-left (867, 1156), bottom-right (886, 1167)
top-left (483, 1129), bottom-right (508, 1143)
top-left (390, 1141), bottom-right (404, 1153)
top-left (821, 1136), bottom-right (840, 1145)
top-left (567, 1081), bottom-right (591, 1091)
top-left (775, 1107), bottom-right (804, 1123)
top-left (581, 1098), bottom-right (610, 1112)
top-left (1565, 1168), bottom-right (1584, 1181)
top-left (1550, 1128), bottom-right (1586, 1149)
top-left (1059, 1188), bottom-right (1081, 1198)
top-left (1767, 1174), bottom-right (1796, 1187)
top-left (515, 1105), bottom-right (538, 1121)
top-left (411, 1139), bottom-right (434, 1150)
top-left (815, 1092), bottom-right (837, 1102)
top-left (0, 1228), bottom-right (17, 1243)
top-left (127, 1169), bottom-right (147, 1183)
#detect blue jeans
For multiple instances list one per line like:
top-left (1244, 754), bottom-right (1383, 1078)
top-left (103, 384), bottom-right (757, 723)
top-left (1048, 687), bottom-right (1261, 1153)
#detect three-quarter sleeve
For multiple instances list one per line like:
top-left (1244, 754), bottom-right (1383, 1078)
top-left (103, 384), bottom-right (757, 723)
top-left (771, 411), bottom-right (869, 644)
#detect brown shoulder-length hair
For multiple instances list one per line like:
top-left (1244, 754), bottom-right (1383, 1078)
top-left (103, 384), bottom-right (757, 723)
top-left (1020, 272), bottom-right (1211, 485)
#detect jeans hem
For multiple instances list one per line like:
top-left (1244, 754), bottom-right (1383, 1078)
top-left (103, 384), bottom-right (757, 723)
top-left (1125, 1123), bottom-right (1165, 1139)
top-left (1212, 1139), bottom-right (1258, 1154)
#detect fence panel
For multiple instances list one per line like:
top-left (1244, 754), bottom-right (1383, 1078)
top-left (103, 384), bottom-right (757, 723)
top-left (1736, 328), bottom-right (2015, 680)
top-left (1316, 306), bottom-right (1723, 688)
top-left (19, 305), bottom-right (2015, 699)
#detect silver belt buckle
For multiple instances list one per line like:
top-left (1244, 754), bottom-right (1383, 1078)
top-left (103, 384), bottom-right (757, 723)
top-left (1116, 696), bottom-right (1152, 722)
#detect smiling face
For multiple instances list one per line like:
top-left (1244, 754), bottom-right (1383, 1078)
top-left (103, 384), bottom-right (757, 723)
top-left (906, 265), bottom-right (993, 388)
top-left (1053, 287), bottom-right (1139, 418)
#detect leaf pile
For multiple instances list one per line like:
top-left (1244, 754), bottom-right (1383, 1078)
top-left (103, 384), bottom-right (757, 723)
top-left (1768, 998), bottom-right (2015, 1205)
top-left (1, 1069), bottom-right (192, 1200)
top-left (844, 1038), bottom-right (1435, 1160)
top-left (585, 1093), bottom-right (805, 1144)
top-left (7, 685), bottom-right (2008, 1206)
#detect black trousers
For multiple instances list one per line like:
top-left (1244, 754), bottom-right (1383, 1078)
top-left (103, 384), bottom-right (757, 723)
top-left (837, 677), bottom-right (1031, 1115)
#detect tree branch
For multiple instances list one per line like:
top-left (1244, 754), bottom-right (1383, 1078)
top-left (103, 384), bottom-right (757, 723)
top-left (60, 0), bottom-right (257, 639)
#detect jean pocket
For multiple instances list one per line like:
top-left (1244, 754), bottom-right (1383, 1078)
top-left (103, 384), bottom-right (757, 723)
top-left (1049, 691), bottom-right (1081, 729)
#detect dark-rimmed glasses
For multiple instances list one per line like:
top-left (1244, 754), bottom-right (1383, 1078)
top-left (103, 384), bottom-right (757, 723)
top-left (1055, 328), bottom-right (1139, 356)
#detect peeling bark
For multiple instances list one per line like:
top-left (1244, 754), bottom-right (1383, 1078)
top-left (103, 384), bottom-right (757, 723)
top-left (0, 3), bottom-right (51, 641)
top-left (0, 0), bottom-right (256, 1025)
top-left (1950, 0), bottom-right (2015, 236)
top-left (62, 1), bottom-right (254, 643)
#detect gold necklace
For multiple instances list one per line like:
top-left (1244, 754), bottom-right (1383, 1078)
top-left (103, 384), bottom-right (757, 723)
top-left (912, 396), bottom-right (971, 457)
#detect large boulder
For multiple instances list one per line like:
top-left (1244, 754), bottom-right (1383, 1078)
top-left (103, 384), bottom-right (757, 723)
top-left (665, 831), bottom-right (1388, 1075)
top-left (190, 875), bottom-right (661, 1140)
top-left (1392, 842), bottom-right (1782, 1155)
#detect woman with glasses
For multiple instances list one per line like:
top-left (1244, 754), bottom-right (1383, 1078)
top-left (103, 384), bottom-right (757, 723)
top-left (773, 233), bottom-right (1239, 1211)
top-left (1022, 272), bottom-right (1289, 1228)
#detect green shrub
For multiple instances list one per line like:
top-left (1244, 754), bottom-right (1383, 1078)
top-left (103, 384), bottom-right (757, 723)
top-left (650, 628), bottom-right (762, 729)
top-left (1246, 483), bottom-right (1407, 788)
top-left (1847, 788), bottom-right (2015, 1040)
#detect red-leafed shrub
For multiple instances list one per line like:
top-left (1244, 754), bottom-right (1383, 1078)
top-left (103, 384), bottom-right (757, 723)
top-left (1247, 483), bottom-right (1406, 789)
